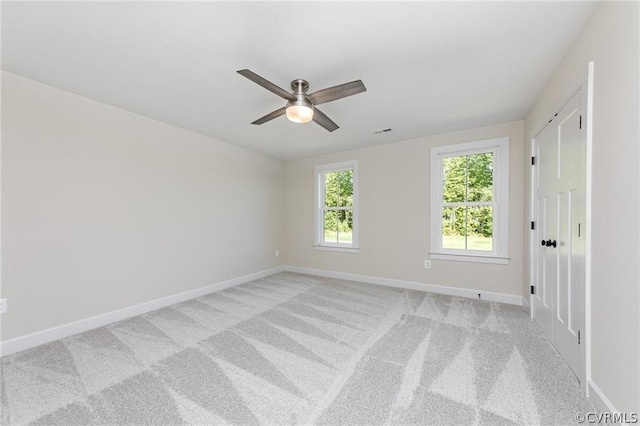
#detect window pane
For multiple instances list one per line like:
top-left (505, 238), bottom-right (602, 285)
top-left (324, 172), bottom-right (339, 207)
top-left (467, 152), bottom-right (493, 202)
top-left (325, 170), bottom-right (354, 207)
top-left (467, 205), bottom-right (493, 251)
top-left (442, 206), bottom-right (467, 249)
top-left (338, 209), bottom-right (353, 244)
top-left (338, 170), bottom-right (354, 207)
top-left (442, 156), bottom-right (466, 202)
top-left (323, 210), bottom-right (338, 243)
top-left (323, 209), bottom-right (353, 244)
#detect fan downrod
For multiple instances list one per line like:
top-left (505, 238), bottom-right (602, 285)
top-left (291, 79), bottom-right (309, 94)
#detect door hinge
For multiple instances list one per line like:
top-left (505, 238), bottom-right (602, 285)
top-left (579, 115), bottom-right (582, 129)
top-left (531, 221), bottom-right (535, 230)
top-left (578, 330), bottom-right (581, 345)
top-left (530, 285), bottom-right (535, 295)
top-left (531, 156), bottom-right (536, 166)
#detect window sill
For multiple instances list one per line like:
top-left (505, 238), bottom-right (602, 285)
top-left (313, 245), bottom-right (360, 254)
top-left (429, 252), bottom-right (509, 265)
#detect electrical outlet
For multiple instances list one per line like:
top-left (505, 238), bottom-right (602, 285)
top-left (0, 299), bottom-right (7, 314)
top-left (275, 249), bottom-right (280, 257)
top-left (424, 260), bottom-right (431, 269)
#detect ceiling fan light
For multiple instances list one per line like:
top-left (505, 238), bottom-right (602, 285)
top-left (286, 98), bottom-right (314, 123)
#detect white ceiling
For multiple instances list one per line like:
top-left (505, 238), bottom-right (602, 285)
top-left (2, 1), bottom-right (597, 160)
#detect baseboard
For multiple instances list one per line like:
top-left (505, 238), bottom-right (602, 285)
top-left (521, 296), bottom-right (531, 316)
top-left (0, 266), bottom-right (285, 357)
top-left (283, 265), bottom-right (523, 306)
top-left (588, 379), bottom-right (618, 413)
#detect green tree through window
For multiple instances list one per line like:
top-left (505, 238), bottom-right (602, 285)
top-left (441, 152), bottom-right (494, 251)
top-left (323, 169), bottom-right (354, 244)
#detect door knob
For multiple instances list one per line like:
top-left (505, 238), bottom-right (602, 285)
top-left (545, 239), bottom-right (557, 248)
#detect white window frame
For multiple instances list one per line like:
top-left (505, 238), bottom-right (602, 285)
top-left (314, 160), bottom-right (359, 253)
top-left (430, 137), bottom-right (509, 264)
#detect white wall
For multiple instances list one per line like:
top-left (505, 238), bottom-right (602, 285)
top-left (524, 2), bottom-right (639, 412)
top-left (1, 71), bottom-right (284, 341)
top-left (284, 120), bottom-right (524, 298)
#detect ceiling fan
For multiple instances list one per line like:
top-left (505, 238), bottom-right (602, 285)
top-left (237, 69), bottom-right (366, 132)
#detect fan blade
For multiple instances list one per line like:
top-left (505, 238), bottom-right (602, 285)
top-left (312, 108), bottom-right (339, 132)
top-left (308, 80), bottom-right (366, 105)
top-left (251, 107), bottom-right (286, 125)
top-left (237, 69), bottom-right (296, 101)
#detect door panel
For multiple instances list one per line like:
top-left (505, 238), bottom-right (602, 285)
top-left (544, 193), bottom-right (558, 332)
top-left (534, 195), bottom-right (551, 337)
top-left (557, 190), bottom-right (571, 326)
top-left (552, 96), bottom-right (582, 374)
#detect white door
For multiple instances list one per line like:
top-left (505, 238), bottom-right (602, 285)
top-left (532, 92), bottom-right (585, 382)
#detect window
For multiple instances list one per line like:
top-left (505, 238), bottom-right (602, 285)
top-left (315, 161), bottom-right (358, 252)
top-left (430, 137), bottom-right (509, 264)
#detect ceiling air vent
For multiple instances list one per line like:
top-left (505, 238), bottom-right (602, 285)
top-left (373, 128), bottom-right (392, 134)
